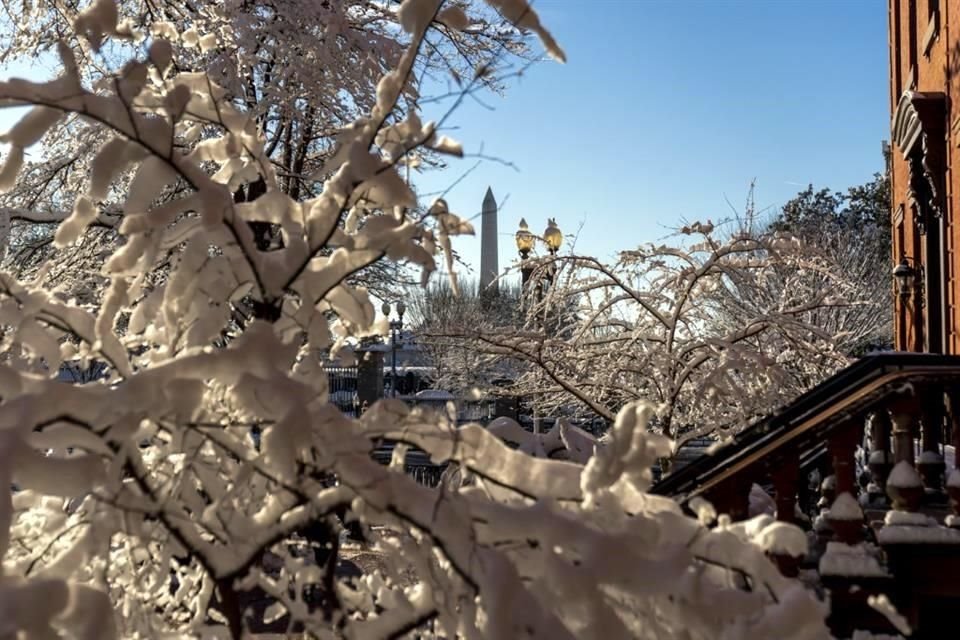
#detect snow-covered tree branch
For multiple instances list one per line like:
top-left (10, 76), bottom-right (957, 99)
top-left (457, 218), bottom-right (882, 461)
top-left (0, 2), bottom-right (830, 638)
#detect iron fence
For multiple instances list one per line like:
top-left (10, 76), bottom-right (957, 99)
top-left (326, 366), bottom-right (359, 417)
top-left (371, 445), bottom-right (447, 487)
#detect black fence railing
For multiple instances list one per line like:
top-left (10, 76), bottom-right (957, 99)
top-left (371, 445), bottom-right (447, 487)
top-left (326, 366), bottom-right (359, 417)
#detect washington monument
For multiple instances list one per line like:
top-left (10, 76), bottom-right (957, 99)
top-left (479, 187), bottom-right (499, 294)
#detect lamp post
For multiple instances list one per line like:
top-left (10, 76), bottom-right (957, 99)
top-left (514, 217), bottom-right (563, 289)
top-left (893, 256), bottom-right (924, 352)
top-left (541, 218), bottom-right (563, 299)
top-left (514, 217), bottom-right (564, 438)
top-left (543, 218), bottom-right (563, 255)
top-left (381, 301), bottom-right (406, 397)
top-left (893, 257), bottom-right (922, 305)
top-left (515, 218), bottom-right (536, 287)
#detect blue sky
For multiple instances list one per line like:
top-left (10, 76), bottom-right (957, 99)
top-left (0, 1), bottom-right (888, 286)
top-left (416, 0), bottom-right (889, 281)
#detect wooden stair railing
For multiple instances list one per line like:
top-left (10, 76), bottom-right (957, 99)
top-left (651, 352), bottom-right (960, 639)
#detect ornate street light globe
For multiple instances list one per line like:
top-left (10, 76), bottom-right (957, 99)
top-left (381, 301), bottom-right (391, 316)
top-left (544, 218), bottom-right (563, 253)
top-left (515, 218), bottom-right (535, 255)
top-left (396, 301), bottom-right (406, 317)
top-left (893, 258), bottom-right (915, 300)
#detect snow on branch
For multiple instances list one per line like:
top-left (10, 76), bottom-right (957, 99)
top-left (0, 3), bottom-right (829, 639)
top-left (447, 223), bottom-right (882, 458)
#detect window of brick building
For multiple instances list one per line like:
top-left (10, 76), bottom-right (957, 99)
top-left (924, 0), bottom-right (940, 56)
top-left (908, 0), bottom-right (917, 83)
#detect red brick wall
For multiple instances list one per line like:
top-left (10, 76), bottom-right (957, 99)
top-left (889, 0), bottom-right (957, 352)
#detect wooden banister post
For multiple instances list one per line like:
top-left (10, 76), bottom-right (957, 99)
top-left (828, 420), bottom-right (861, 497)
top-left (868, 410), bottom-right (893, 499)
top-left (712, 473), bottom-right (753, 522)
top-left (945, 388), bottom-right (960, 522)
top-left (889, 395), bottom-right (919, 467)
top-left (944, 387), bottom-right (960, 475)
top-left (918, 386), bottom-right (946, 493)
top-left (771, 454), bottom-right (800, 524)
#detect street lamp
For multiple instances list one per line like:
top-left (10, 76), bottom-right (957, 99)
top-left (513, 217), bottom-right (563, 438)
top-left (381, 301), bottom-right (406, 397)
top-left (893, 257), bottom-right (923, 306)
top-left (543, 218), bottom-right (563, 255)
top-left (515, 218), bottom-right (536, 287)
top-left (542, 218), bottom-right (563, 293)
top-left (515, 218), bottom-right (535, 257)
top-left (515, 217), bottom-right (563, 287)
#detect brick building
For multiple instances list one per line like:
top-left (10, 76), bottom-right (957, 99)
top-left (889, 0), bottom-right (959, 352)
